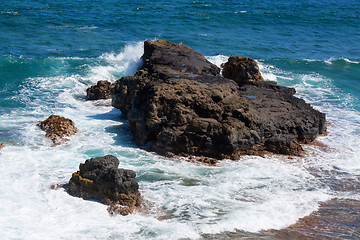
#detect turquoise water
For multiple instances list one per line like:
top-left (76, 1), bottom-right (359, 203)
top-left (0, 1), bottom-right (360, 239)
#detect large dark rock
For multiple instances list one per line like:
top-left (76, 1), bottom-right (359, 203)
top-left (112, 40), bottom-right (326, 159)
top-left (65, 155), bottom-right (141, 215)
top-left (37, 115), bottom-right (78, 146)
top-left (87, 80), bottom-right (114, 100)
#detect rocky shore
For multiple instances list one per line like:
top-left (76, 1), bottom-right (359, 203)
top-left (111, 40), bottom-right (326, 159)
top-left (61, 40), bottom-right (326, 217)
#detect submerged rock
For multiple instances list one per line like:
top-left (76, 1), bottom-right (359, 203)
top-left (201, 199), bottom-right (360, 239)
top-left (268, 199), bottom-right (360, 239)
top-left (37, 115), bottom-right (77, 146)
top-left (86, 80), bottom-right (114, 100)
top-left (112, 40), bottom-right (326, 159)
top-left (65, 155), bottom-right (141, 215)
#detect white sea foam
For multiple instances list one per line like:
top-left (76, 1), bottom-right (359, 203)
top-left (206, 55), bottom-right (228, 68)
top-left (78, 25), bottom-right (98, 30)
top-left (0, 11), bottom-right (19, 15)
top-left (234, 11), bottom-right (247, 14)
top-left (1, 47), bottom-right (360, 239)
top-left (257, 61), bottom-right (278, 81)
top-left (140, 156), bottom-right (329, 234)
top-left (90, 41), bottom-right (144, 82)
top-left (324, 57), bottom-right (360, 64)
top-left (304, 57), bottom-right (360, 65)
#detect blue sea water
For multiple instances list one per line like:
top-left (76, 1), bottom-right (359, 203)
top-left (0, 0), bottom-right (360, 239)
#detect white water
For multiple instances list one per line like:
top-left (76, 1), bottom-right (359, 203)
top-left (0, 43), bottom-right (359, 239)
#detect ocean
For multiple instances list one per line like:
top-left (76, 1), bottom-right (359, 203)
top-left (0, 0), bottom-right (359, 239)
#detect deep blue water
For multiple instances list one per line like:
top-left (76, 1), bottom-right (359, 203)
top-left (1, 0), bottom-right (360, 59)
top-left (0, 1), bottom-right (360, 239)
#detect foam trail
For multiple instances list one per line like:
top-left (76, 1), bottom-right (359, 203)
top-left (324, 57), bottom-right (360, 64)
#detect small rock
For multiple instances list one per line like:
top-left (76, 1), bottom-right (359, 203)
top-left (65, 155), bottom-right (141, 216)
top-left (197, 156), bottom-right (219, 165)
top-left (37, 115), bottom-right (77, 146)
top-left (87, 80), bottom-right (114, 100)
top-left (0, 143), bottom-right (5, 150)
top-left (221, 55), bottom-right (264, 86)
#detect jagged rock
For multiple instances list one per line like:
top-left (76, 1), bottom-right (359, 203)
top-left (65, 155), bottom-right (141, 215)
top-left (87, 80), bottom-right (115, 100)
top-left (140, 39), bottom-right (220, 80)
top-left (221, 55), bottom-right (264, 85)
top-left (112, 76), bottom-right (146, 118)
top-left (37, 115), bottom-right (77, 145)
top-left (0, 143), bottom-right (5, 150)
top-left (112, 40), bottom-right (326, 159)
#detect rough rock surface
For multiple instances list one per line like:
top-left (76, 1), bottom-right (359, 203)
top-left (37, 115), bottom-right (78, 146)
top-left (221, 55), bottom-right (264, 85)
top-left (0, 143), bottom-right (4, 150)
top-left (65, 155), bottom-right (141, 215)
top-left (87, 80), bottom-right (114, 100)
top-left (112, 40), bottom-right (326, 158)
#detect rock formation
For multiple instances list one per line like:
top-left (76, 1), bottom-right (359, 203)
top-left (87, 80), bottom-right (114, 100)
top-left (37, 115), bottom-right (78, 146)
top-left (65, 155), bottom-right (141, 215)
top-left (221, 55), bottom-right (264, 85)
top-left (112, 40), bottom-right (326, 159)
top-left (0, 143), bottom-right (5, 150)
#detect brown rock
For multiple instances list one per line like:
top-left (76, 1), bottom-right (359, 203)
top-left (37, 115), bottom-right (77, 145)
top-left (0, 143), bottom-right (5, 150)
top-left (65, 155), bottom-right (141, 216)
top-left (86, 80), bottom-right (114, 100)
top-left (221, 55), bottom-right (264, 86)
